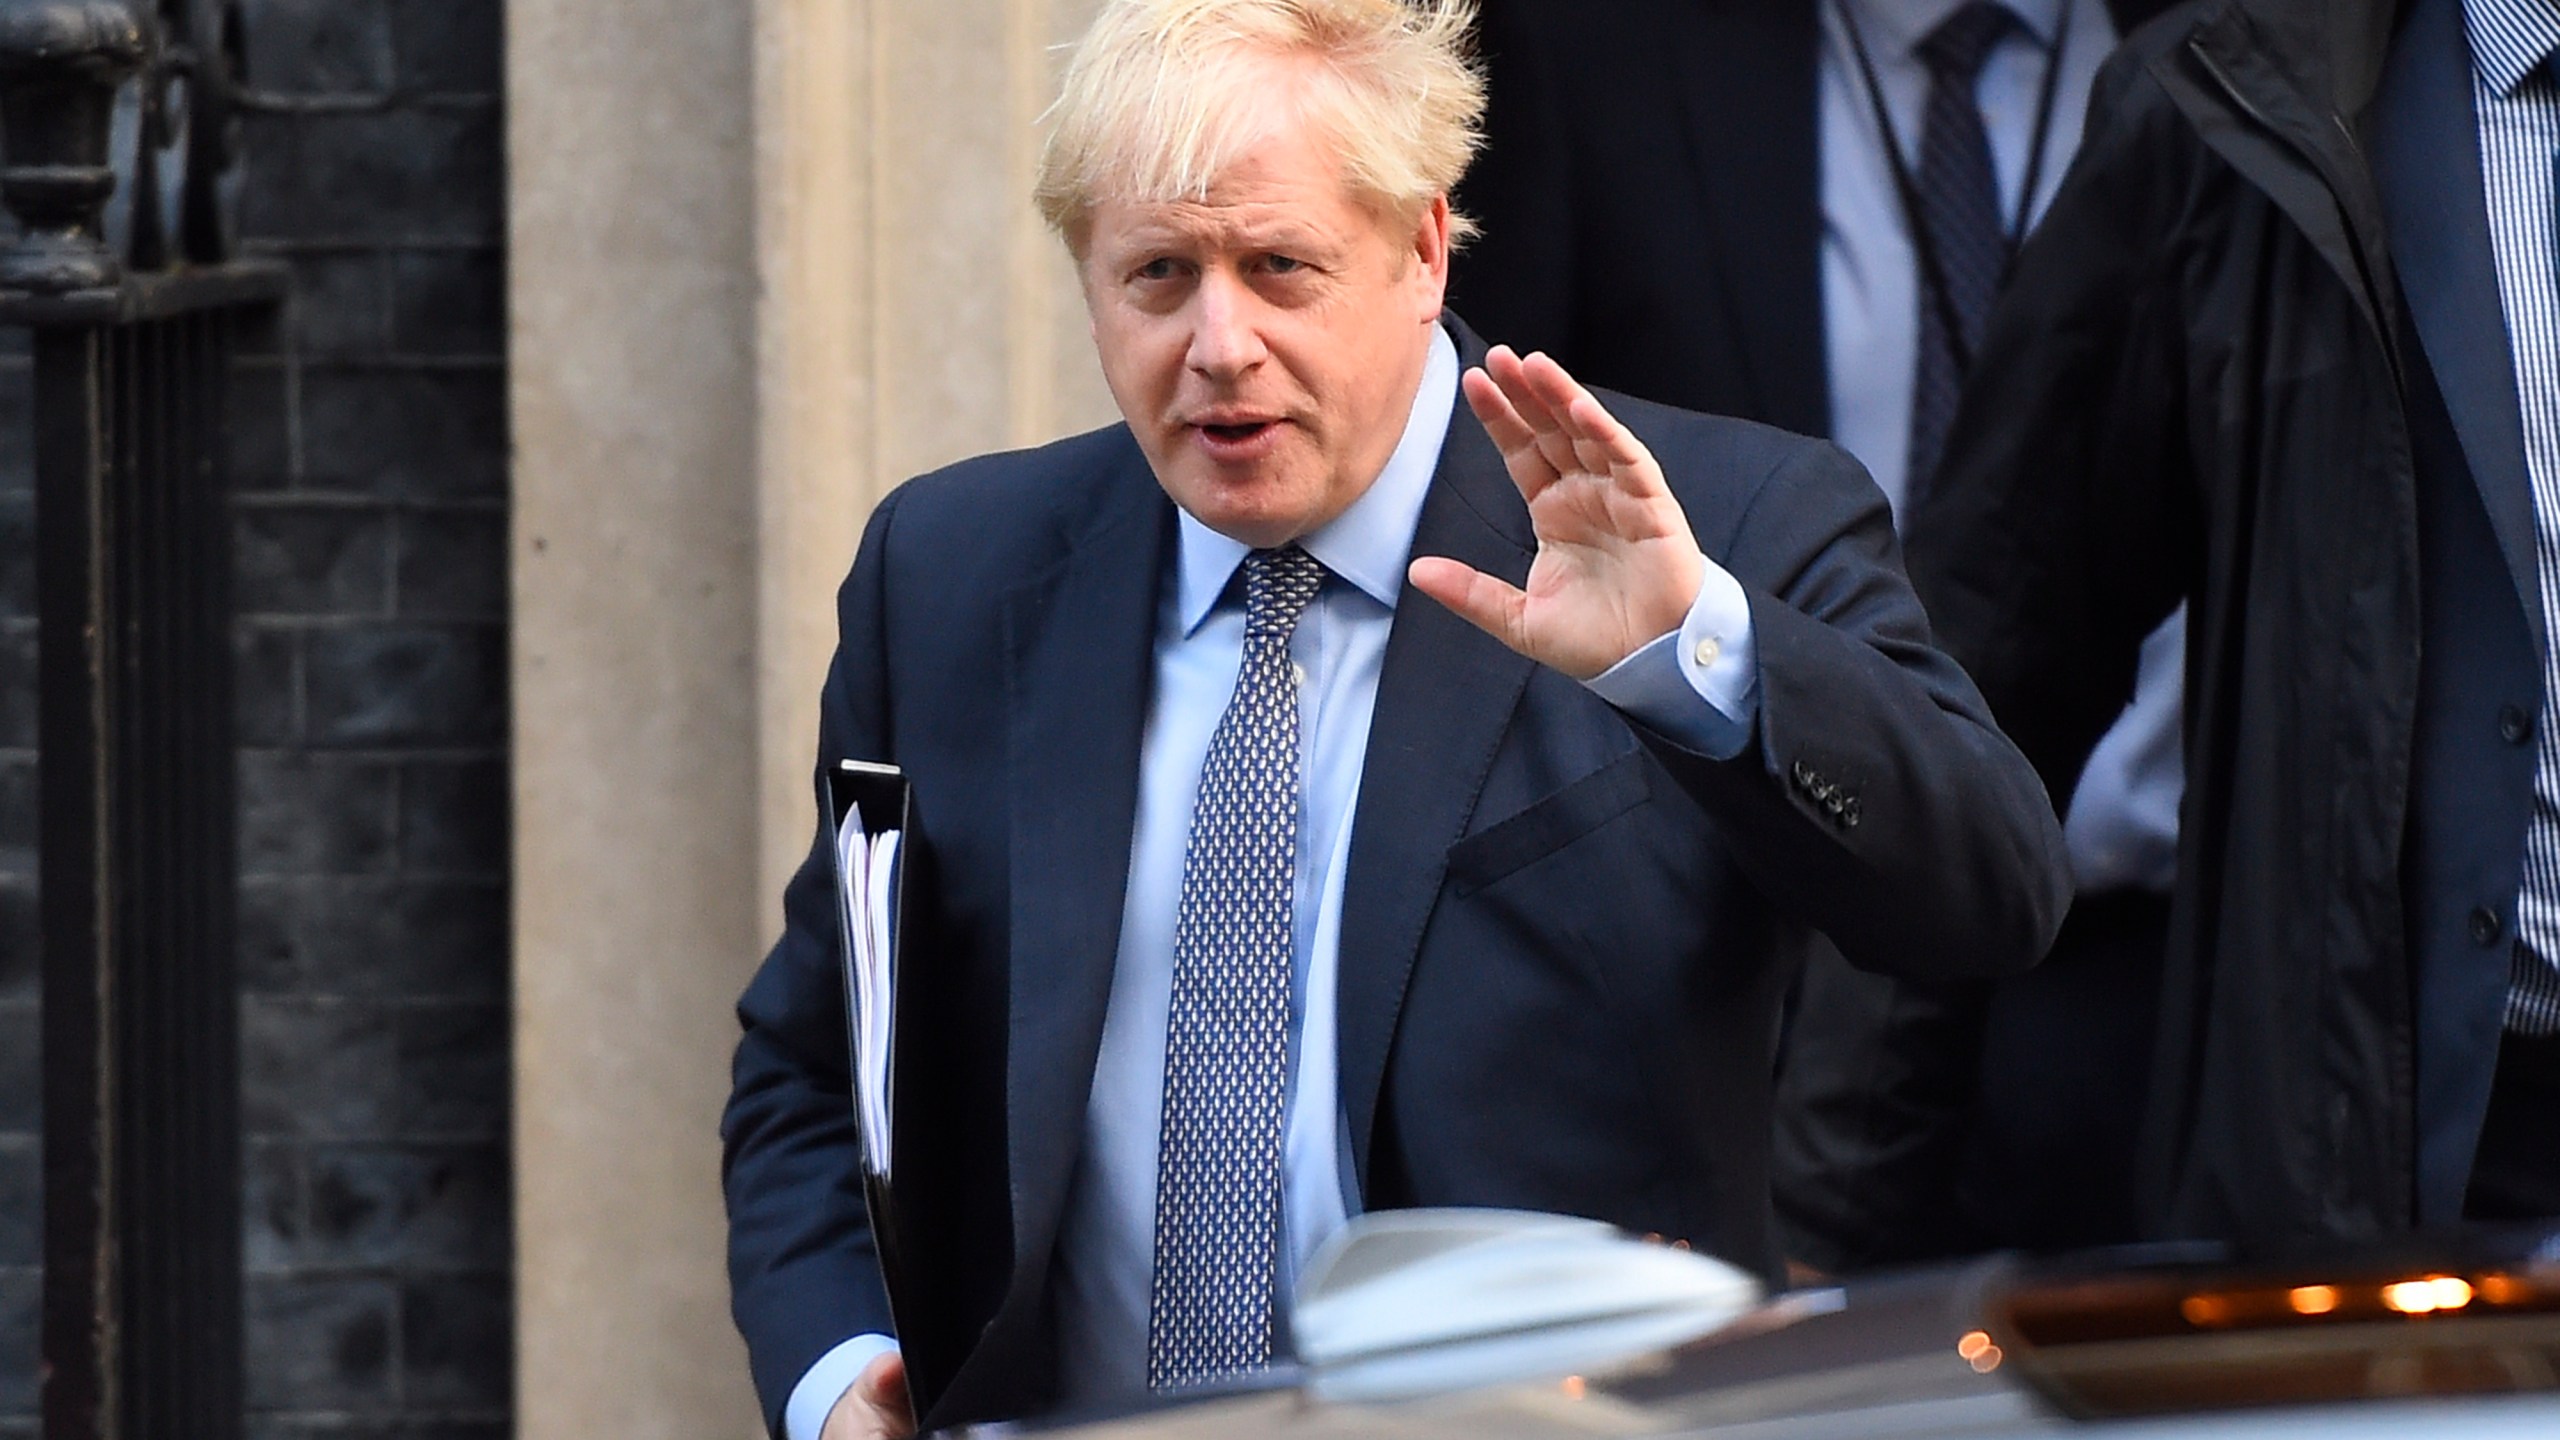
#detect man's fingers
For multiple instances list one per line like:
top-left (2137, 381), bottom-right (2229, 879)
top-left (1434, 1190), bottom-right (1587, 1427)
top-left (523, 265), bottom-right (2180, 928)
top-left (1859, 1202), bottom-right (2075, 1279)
top-left (1565, 393), bottom-right (1666, 490)
top-left (842, 1352), bottom-right (915, 1440)
top-left (1482, 347), bottom-right (1574, 458)
top-left (1461, 366), bottom-right (1537, 454)
top-left (857, 1351), bottom-right (909, 1409)
top-left (1409, 555), bottom-right (1531, 655)
top-left (1516, 348), bottom-right (1595, 420)
top-left (1476, 345), bottom-right (1675, 517)
top-left (1480, 344), bottom-right (1548, 426)
top-left (1511, 350), bottom-right (1669, 499)
top-left (1464, 366), bottom-right (1567, 504)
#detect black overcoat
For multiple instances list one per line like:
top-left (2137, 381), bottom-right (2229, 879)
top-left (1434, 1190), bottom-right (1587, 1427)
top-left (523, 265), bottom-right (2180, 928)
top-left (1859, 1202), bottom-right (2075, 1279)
top-left (1898, 0), bottom-right (2536, 1245)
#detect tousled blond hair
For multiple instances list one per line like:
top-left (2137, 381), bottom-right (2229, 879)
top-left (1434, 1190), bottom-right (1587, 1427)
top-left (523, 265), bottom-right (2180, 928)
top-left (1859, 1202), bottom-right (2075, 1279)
top-left (1035, 0), bottom-right (1485, 249)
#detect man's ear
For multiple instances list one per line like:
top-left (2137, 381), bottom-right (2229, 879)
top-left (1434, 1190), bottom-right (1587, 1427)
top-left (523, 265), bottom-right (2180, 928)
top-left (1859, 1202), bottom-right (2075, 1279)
top-left (1410, 194), bottom-right (1452, 320)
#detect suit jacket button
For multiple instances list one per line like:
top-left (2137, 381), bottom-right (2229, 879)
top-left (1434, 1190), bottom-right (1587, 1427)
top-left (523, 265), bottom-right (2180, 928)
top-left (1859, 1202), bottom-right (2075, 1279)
top-left (2501, 704), bottom-right (2532, 745)
top-left (2471, 907), bottom-right (2504, 946)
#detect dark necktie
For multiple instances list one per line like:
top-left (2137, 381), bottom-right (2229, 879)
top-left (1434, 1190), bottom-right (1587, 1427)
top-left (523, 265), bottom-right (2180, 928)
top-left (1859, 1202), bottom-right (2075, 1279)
top-left (1905, 1), bottom-right (2021, 497)
top-left (1146, 544), bottom-right (1324, 1389)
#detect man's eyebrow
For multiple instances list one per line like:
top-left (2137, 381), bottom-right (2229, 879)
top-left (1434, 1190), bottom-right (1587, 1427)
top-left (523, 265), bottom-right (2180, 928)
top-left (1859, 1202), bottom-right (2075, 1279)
top-left (1196, 214), bottom-right (1349, 259)
top-left (1099, 217), bottom-right (1211, 253)
top-left (1232, 224), bottom-right (1331, 252)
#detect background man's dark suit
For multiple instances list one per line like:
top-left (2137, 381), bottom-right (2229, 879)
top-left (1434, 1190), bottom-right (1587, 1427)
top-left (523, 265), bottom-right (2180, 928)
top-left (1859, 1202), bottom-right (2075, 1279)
top-left (2371, 0), bottom-right (2551, 1227)
top-left (1446, 0), bottom-right (2173, 442)
top-left (722, 320), bottom-right (2068, 1432)
top-left (1446, 0), bottom-right (2178, 1264)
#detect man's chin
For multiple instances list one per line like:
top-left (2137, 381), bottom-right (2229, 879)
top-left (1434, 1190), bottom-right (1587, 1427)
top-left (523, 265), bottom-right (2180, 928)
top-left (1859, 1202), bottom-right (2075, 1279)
top-left (1145, 458), bottom-right (1330, 548)
top-left (1193, 510), bottom-right (1315, 550)
top-left (1169, 488), bottom-right (1328, 550)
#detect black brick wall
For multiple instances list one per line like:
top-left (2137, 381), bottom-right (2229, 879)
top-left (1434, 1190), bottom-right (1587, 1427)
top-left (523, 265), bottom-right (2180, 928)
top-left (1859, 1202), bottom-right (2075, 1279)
top-left (0, 1), bottom-right (511, 1434)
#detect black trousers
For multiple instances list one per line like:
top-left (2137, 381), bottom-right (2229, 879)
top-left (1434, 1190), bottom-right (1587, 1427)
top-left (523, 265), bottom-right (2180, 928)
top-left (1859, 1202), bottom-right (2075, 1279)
top-left (2465, 1026), bottom-right (2560, 1221)
top-left (1773, 887), bottom-right (2172, 1268)
top-left (1956, 887), bottom-right (2172, 1253)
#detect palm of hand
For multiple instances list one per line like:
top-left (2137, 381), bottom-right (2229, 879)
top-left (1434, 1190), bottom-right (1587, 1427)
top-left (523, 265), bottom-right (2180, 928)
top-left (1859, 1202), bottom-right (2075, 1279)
top-left (1514, 459), bottom-right (1703, 676)
top-left (1407, 345), bottom-right (1704, 680)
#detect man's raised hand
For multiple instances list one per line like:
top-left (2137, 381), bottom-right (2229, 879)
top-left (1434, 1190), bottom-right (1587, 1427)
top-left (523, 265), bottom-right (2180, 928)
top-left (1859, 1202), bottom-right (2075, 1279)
top-left (1408, 346), bottom-right (1706, 679)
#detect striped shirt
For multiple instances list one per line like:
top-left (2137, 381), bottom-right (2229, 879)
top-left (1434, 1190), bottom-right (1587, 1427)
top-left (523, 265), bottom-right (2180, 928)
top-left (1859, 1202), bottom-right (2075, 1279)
top-left (2464, 0), bottom-right (2560, 1030)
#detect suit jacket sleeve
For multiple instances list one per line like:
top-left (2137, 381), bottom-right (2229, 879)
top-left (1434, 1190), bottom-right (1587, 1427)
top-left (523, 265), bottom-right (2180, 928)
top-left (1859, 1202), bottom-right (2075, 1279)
top-left (1639, 416), bottom-right (2074, 982)
top-left (1774, 48), bottom-right (2203, 1268)
top-left (723, 491), bottom-right (906, 1436)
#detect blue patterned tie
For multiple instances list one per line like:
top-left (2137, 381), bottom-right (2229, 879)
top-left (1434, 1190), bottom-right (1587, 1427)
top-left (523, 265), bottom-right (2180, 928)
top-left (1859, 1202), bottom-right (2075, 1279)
top-left (1905, 1), bottom-right (2021, 496)
top-left (1147, 544), bottom-right (1325, 1389)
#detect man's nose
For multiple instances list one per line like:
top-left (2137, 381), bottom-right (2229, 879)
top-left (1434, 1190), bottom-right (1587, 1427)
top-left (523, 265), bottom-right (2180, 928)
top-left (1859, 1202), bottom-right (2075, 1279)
top-left (1185, 270), bottom-right (1269, 379)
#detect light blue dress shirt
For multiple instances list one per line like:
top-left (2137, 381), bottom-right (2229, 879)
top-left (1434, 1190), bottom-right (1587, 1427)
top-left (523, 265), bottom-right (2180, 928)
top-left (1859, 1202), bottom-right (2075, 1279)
top-left (1820, 0), bottom-right (2181, 895)
top-left (787, 323), bottom-right (1760, 1435)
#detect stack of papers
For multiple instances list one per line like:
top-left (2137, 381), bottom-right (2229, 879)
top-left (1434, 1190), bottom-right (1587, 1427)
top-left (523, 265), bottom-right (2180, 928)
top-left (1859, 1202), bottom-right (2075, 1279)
top-left (833, 761), bottom-right (904, 1177)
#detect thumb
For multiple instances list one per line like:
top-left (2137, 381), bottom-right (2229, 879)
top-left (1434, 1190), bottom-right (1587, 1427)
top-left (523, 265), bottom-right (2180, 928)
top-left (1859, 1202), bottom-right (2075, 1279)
top-left (1409, 555), bottom-right (1530, 655)
top-left (857, 1351), bottom-right (915, 1437)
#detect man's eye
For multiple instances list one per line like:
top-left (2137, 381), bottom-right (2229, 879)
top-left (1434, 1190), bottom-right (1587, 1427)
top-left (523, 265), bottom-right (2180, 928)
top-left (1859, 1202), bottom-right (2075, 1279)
top-left (1133, 257), bottom-right (1181, 281)
top-left (1263, 254), bottom-right (1306, 275)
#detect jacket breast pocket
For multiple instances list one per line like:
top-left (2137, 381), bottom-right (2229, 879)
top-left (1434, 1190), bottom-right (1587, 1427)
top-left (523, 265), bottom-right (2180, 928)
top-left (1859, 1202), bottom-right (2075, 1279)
top-left (1445, 751), bottom-right (1654, 896)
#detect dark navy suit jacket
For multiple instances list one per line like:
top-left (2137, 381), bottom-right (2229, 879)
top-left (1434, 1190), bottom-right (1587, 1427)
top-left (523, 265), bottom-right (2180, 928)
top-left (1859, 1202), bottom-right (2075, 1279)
top-left (719, 320), bottom-right (2069, 1432)
top-left (2372, 0), bottom-right (2549, 1224)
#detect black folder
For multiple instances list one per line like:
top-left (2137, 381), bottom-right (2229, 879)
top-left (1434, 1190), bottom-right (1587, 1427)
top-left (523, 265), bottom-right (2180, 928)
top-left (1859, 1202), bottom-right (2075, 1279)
top-left (820, 759), bottom-right (949, 1416)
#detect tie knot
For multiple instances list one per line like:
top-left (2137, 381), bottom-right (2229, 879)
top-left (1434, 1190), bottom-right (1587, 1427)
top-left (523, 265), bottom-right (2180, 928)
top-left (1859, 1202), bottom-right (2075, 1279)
top-left (1242, 545), bottom-right (1323, 638)
top-left (1918, 1), bottom-right (2019, 84)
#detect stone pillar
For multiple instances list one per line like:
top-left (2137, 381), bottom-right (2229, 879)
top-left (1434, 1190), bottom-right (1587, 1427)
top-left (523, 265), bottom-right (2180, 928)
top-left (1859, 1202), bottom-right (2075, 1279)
top-left (509, 0), bottom-right (1109, 1435)
top-left (754, 0), bottom-right (1111, 902)
top-left (508, 0), bottom-right (762, 1433)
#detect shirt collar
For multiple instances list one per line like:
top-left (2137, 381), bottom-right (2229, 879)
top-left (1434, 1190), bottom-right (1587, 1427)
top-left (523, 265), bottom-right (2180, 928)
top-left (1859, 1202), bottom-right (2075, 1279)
top-left (1174, 323), bottom-right (1460, 634)
top-left (2466, 0), bottom-right (2560, 97)
top-left (1846, 0), bottom-right (2063, 59)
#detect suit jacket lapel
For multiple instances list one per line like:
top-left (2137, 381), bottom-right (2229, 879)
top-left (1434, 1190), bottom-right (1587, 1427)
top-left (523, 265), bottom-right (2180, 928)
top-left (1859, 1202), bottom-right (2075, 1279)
top-left (1335, 332), bottom-right (1540, 1188)
top-left (999, 459), bottom-right (1172, 1299)
top-left (1666, 0), bottom-right (1828, 438)
top-left (2370, 0), bottom-right (2546, 656)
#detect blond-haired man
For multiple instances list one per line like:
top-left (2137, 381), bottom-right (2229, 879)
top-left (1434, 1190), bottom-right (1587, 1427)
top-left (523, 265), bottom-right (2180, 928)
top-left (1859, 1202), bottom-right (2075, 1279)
top-left (722, 2), bottom-right (2067, 1436)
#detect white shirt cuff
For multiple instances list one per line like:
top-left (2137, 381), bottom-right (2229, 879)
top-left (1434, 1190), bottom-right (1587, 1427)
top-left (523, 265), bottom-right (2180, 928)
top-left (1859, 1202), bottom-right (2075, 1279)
top-left (786, 1334), bottom-right (902, 1440)
top-left (1582, 561), bottom-right (1759, 760)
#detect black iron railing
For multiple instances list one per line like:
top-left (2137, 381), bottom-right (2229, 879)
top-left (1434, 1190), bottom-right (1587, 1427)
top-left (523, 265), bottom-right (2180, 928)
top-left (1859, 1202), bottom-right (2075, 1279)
top-left (0, 2), bottom-right (279, 1436)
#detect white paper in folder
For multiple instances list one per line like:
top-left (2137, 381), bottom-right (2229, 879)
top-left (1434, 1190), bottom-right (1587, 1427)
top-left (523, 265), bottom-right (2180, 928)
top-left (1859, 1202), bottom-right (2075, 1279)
top-left (834, 796), bottom-right (902, 1177)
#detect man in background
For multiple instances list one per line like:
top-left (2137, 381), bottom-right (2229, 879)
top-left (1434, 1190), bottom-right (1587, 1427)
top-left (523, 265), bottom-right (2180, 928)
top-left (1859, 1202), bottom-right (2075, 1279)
top-left (1909, 0), bottom-right (2560, 1248)
top-left (1450, 0), bottom-right (2182, 1264)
